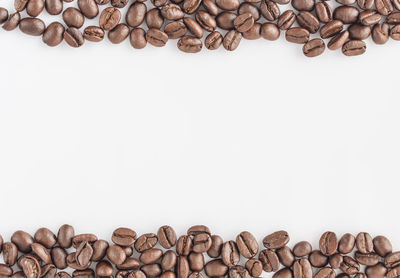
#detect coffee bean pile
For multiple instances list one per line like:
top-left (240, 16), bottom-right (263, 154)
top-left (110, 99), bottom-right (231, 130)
top-left (0, 226), bottom-right (398, 278)
top-left (0, 0), bottom-right (400, 56)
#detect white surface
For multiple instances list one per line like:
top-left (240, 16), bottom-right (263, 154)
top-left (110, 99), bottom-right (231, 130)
top-left (0, 3), bottom-right (400, 249)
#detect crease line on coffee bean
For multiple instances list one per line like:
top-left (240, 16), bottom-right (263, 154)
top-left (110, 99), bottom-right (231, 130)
top-left (1, 0), bottom-right (400, 56)
top-left (0, 226), bottom-right (398, 278)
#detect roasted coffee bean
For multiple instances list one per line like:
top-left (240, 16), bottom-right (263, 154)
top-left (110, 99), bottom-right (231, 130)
top-left (340, 256), bottom-right (361, 274)
top-left (358, 0), bottom-right (374, 9)
top-left (277, 246), bottom-right (295, 267)
top-left (56, 272), bottom-right (71, 278)
top-left (277, 11), bottom-right (296, 30)
top-left (327, 29), bottom-right (350, 49)
top-left (216, 0), bottom-right (240, 10)
top-left (336, 0), bottom-right (355, 4)
top-left (99, 7), bottom-right (121, 31)
top-left (107, 245), bottom-right (126, 265)
top-left (286, 27), bottom-right (309, 43)
top-left (116, 257), bottom-right (140, 270)
top-left (372, 23), bottom-right (389, 44)
top-left (297, 12), bottom-right (319, 33)
top-left (63, 8), bottom-right (84, 28)
top-left (242, 22), bottom-right (261, 38)
top-left (67, 252), bottom-right (90, 270)
top-left (315, 268), bottom-right (335, 278)
top-left (259, 249), bottom-right (280, 272)
top-left (3, 242), bottom-right (19, 266)
top-left (387, 266), bottom-right (400, 278)
top-left (140, 249), bottom-right (163, 264)
top-left (135, 234), bottom-right (158, 253)
top-left (95, 261), bottom-right (113, 278)
top-left (26, 0), bottom-right (44, 17)
top-left (111, 0), bottom-right (128, 7)
top-left (203, 0), bottom-right (219, 15)
top-left (130, 28), bottom-right (147, 49)
top-left (95, 0), bottom-right (109, 4)
top-left (245, 258), bottom-right (263, 277)
top-left (329, 254), bottom-right (343, 269)
top-left (108, 23), bottom-right (130, 43)
top-left (58, 225), bottom-right (74, 249)
top-left (387, 12), bottom-right (400, 24)
top-left (42, 21), bottom-right (64, 46)
top-left (261, 22), bottom-right (280, 40)
top-left (393, 0), bottom-right (400, 9)
top-left (11, 271), bottom-right (25, 278)
top-left (141, 264), bottom-right (162, 278)
top-left (375, 0), bottom-right (393, 15)
top-left (51, 247), bottom-right (68, 269)
top-left (161, 250), bottom-right (177, 270)
top-left (158, 226), bottom-right (177, 249)
top-left (293, 259), bottom-right (313, 278)
top-left (31, 243), bottom-right (51, 264)
top-left (126, 3), bottom-right (146, 28)
top-left (45, 0), bottom-right (62, 15)
top-left (315, 1), bottom-right (332, 23)
top-left (165, 21), bottom-right (187, 39)
top-left (334, 6), bottom-right (359, 24)
top-left (338, 234), bottom-right (355, 254)
top-left (359, 10), bottom-right (381, 26)
top-left (233, 13), bottom-right (254, 33)
top-left (82, 26), bottom-right (104, 42)
top-left (151, 0), bottom-right (168, 7)
top-left (309, 251), bottom-right (328, 267)
top-left (196, 11), bottom-right (217, 32)
top-left (355, 252), bottom-right (379, 266)
top-left (188, 252), bottom-right (204, 271)
top-left (221, 241), bottom-right (240, 266)
top-left (260, 0), bottom-right (280, 21)
top-left (76, 241), bottom-right (93, 267)
top-left (205, 31), bottom-right (223, 49)
top-left (72, 269), bottom-right (95, 278)
top-left (273, 268), bottom-right (293, 278)
top-left (183, 0), bottom-right (202, 14)
top-left (184, 17), bottom-right (204, 38)
top-left (236, 231), bottom-right (258, 259)
top-left (77, 0), bottom-right (98, 18)
top-left (146, 8), bottom-right (164, 29)
top-left (176, 235), bottom-right (193, 256)
top-left (161, 4), bottom-right (184, 20)
top-left (177, 35), bottom-right (202, 52)
top-left (293, 241), bottom-right (312, 257)
top-left (41, 264), bottom-right (56, 278)
top-left (229, 266), bottom-right (251, 278)
top-left (238, 3), bottom-right (258, 20)
top-left (0, 8), bottom-right (8, 24)
top-left (34, 228), bottom-right (56, 249)
top-left (349, 24), bottom-right (371, 39)
top-left (176, 256), bottom-right (190, 278)
top-left (192, 233), bottom-right (212, 253)
top-left (18, 255), bottom-right (41, 278)
top-left (216, 12), bottom-right (236, 30)
top-left (356, 233), bottom-right (373, 254)
top-left (337, 274), bottom-right (351, 278)
top-left (292, 0), bottom-right (314, 11)
top-left (146, 28), bottom-right (169, 47)
top-left (161, 272), bottom-right (176, 278)
top-left (366, 263), bottom-right (388, 278)
top-left (0, 264), bottom-right (13, 277)
top-left (15, 0), bottom-right (28, 12)
top-left (204, 260), bottom-right (228, 278)
top-left (320, 20), bottom-right (343, 39)
top-left (385, 252), bottom-right (400, 268)
top-left (12, 231), bottom-right (34, 253)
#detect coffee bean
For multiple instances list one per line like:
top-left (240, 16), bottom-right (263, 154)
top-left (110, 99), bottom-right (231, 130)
top-left (309, 251), bottom-right (328, 267)
top-left (177, 236), bottom-right (194, 257)
top-left (336, 0), bottom-right (356, 5)
top-left (0, 264), bottom-right (13, 277)
top-left (320, 20), bottom-right (343, 39)
top-left (236, 231), bottom-right (258, 259)
top-left (358, 0), bottom-right (374, 9)
top-left (63, 7), bottom-right (84, 28)
top-left (34, 228), bottom-right (56, 249)
top-left (108, 23), bottom-right (130, 43)
top-left (158, 226), bottom-right (177, 249)
top-left (229, 266), bottom-right (251, 278)
top-left (286, 26), bottom-right (309, 43)
top-left (161, 272), bottom-right (176, 278)
top-left (355, 252), bottom-right (379, 266)
top-left (263, 231), bottom-right (290, 250)
top-left (293, 241), bottom-right (312, 257)
top-left (146, 28), bottom-right (169, 47)
top-left (238, 3), bottom-right (260, 20)
top-left (51, 247), bottom-right (68, 269)
top-left (385, 252), bottom-right (400, 268)
top-left (328, 29), bottom-right (348, 49)
top-left (56, 272), bottom-right (72, 278)
top-left (161, 4), bottom-right (184, 20)
top-left (161, 250), bottom-right (177, 270)
top-left (260, 0), bottom-right (280, 21)
top-left (176, 256), bottom-right (189, 278)
top-left (259, 249), bottom-right (280, 272)
top-left (77, 0), bottom-right (98, 18)
top-left (72, 269), bottom-right (94, 278)
top-left (338, 234), bottom-right (355, 255)
top-left (126, 3), bottom-right (146, 28)
top-left (130, 28), bottom-right (147, 49)
top-left (242, 22), bottom-right (260, 38)
top-left (334, 6), bottom-right (359, 24)
top-left (26, 0), bottom-right (44, 17)
top-left (366, 263), bottom-right (387, 278)
top-left (297, 12), bottom-right (320, 33)
top-left (349, 24), bottom-right (371, 39)
top-left (216, 12), bottom-right (236, 30)
top-left (58, 225), bottom-right (75, 249)
top-left (292, 0), bottom-right (314, 11)
top-left (141, 264), bottom-right (162, 278)
top-left (117, 257), bottom-right (140, 270)
top-left (393, 0), bottom-right (400, 9)
top-left (41, 264), bottom-right (57, 278)
top-left (216, 0), bottom-right (240, 10)
top-left (359, 10), bottom-right (381, 26)
top-left (314, 267), bottom-right (335, 278)
top-left (83, 26), bottom-right (104, 42)
top-left (177, 35), bottom-right (203, 52)
top-left (356, 233), bottom-right (374, 254)
top-left (111, 0), bottom-right (128, 8)
top-left (3, 242), bottom-right (18, 266)
top-left (261, 23), bottom-right (280, 40)
top-left (245, 258), bottom-right (263, 277)
top-left (329, 254), bottom-right (343, 269)
top-left (205, 31), bottom-right (223, 49)
top-left (31, 243), bottom-right (51, 264)
top-left (387, 12), bottom-right (400, 24)
top-left (375, 0), bottom-right (393, 15)
top-left (196, 11), bottom-right (217, 31)
top-left (76, 241), bottom-right (93, 267)
top-left (183, 0), bottom-right (202, 14)
top-left (99, 7), bottom-right (121, 31)
top-left (355, 274), bottom-right (367, 278)
top-left (315, 1), bottom-right (332, 23)
top-left (273, 268), bottom-right (293, 278)
top-left (146, 8), bottom-right (164, 29)
top-left (15, 0), bottom-right (28, 12)
top-left (221, 241), bottom-right (240, 266)
top-left (277, 11), bottom-right (296, 30)
top-left (67, 252), bottom-right (88, 270)
top-left (107, 245), bottom-right (126, 265)
top-left (95, 261), bottom-right (113, 278)
top-left (12, 231), bottom-right (34, 253)
top-left (184, 17), bottom-right (204, 38)
top-left (0, 8), bottom-right (8, 24)
top-left (73, 235), bottom-right (97, 249)
top-left (12, 271), bottom-right (26, 278)
top-left (42, 22), bottom-right (64, 46)
top-left (164, 21), bottom-right (187, 39)
top-left (277, 246), bottom-right (295, 267)
top-left (234, 13), bottom-right (254, 32)
top-left (204, 259), bottom-right (228, 278)
top-left (293, 259), bottom-right (313, 278)
top-left (192, 233), bottom-right (212, 253)
top-left (140, 249), bottom-right (163, 265)
top-left (188, 252), bottom-right (204, 272)
top-left (45, 0), bottom-right (62, 15)
top-left (340, 256), bottom-right (361, 274)
top-left (387, 266), bottom-right (400, 278)
top-left (374, 23), bottom-right (390, 43)
top-left (18, 255), bottom-right (41, 278)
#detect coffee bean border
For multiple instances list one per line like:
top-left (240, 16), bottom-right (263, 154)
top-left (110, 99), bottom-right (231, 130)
top-left (0, 0), bottom-right (399, 56)
top-left (0, 226), bottom-right (398, 278)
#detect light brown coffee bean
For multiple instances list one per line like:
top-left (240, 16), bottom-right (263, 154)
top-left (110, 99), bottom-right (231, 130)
top-left (315, 268), bottom-right (335, 278)
top-left (286, 27), bottom-right (309, 43)
top-left (161, 4), bottom-right (184, 20)
top-left (221, 241), bottom-right (240, 266)
top-left (51, 247), bottom-right (68, 269)
top-left (356, 233), bottom-right (374, 254)
top-left (146, 8), bottom-right (164, 29)
top-left (158, 226), bottom-right (177, 249)
top-left (297, 11), bottom-right (320, 33)
top-left (277, 11), bottom-right (296, 30)
top-left (293, 259), bottom-right (313, 278)
top-left (309, 251), bottom-right (328, 267)
top-left (259, 249), bottom-right (280, 272)
top-left (203, 0), bottom-right (219, 15)
top-left (130, 28), bottom-right (147, 49)
top-left (373, 236), bottom-right (392, 257)
top-left (45, 0), bottom-right (62, 14)
top-left (184, 17), bottom-right (204, 38)
top-left (204, 260), bottom-right (228, 278)
top-left (334, 6), bottom-right (359, 24)
top-left (63, 7), bottom-right (84, 28)
top-left (375, 0), bottom-right (393, 15)
top-left (3, 242), bottom-right (19, 266)
top-left (261, 22), bottom-right (280, 40)
top-left (26, 0), bottom-right (44, 17)
top-left (320, 20), bottom-right (343, 39)
top-left (196, 11), bottom-right (217, 32)
top-left (58, 225), bottom-right (74, 249)
top-left (236, 231), bottom-right (258, 259)
top-left (177, 35), bottom-right (203, 53)
top-left (205, 31), bottom-right (223, 49)
top-left (315, 1), bottom-right (332, 23)
top-left (99, 7), bottom-right (121, 31)
top-left (340, 256), bottom-right (361, 274)
top-left (338, 234), bottom-right (355, 255)
top-left (83, 26), bottom-right (104, 42)
top-left (260, 0), bottom-right (280, 21)
top-left (126, 3), bottom-right (146, 28)
top-left (78, 0), bottom-right (98, 19)
top-left (234, 13), bottom-right (254, 33)
top-left (245, 259), bottom-right (263, 277)
top-left (372, 23), bottom-right (389, 44)
top-left (277, 246), bottom-right (295, 267)
top-left (216, 0), bottom-right (240, 10)
top-left (165, 21), bottom-right (187, 39)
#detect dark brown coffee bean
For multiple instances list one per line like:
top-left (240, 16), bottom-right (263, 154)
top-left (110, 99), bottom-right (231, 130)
top-left (340, 256), bottom-right (361, 274)
top-left (366, 263), bottom-right (387, 278)
top-left (18, 255), bottom-right (41, 278)
top-left (207, 235), bottom-right (223, 257)
top-left (273, 268), bottom-right (293, 278)
top-left (130, 28), bottom-right (147, 49)
top-left (3, 11), bottom-right (20, 31)
top-left (26, 0), bottom-right (44, 17)
top-left (261, 22), bottom-right (280, 40)
top-left (356, 233), bottom-right (373, 254)
top-left (204, 260), bottom-right (228, 278)
top-left (260, 0), bottom-right (280, 21)
top-left (320, 20), bottom-right (343, 39)
top-left (203, 0), bottom-right (219, 15)
top-left (0, 264), bottom-right (13, 277)
top-left (297, 12), bottom-right (319, 33)
top-left (42, 22), bottom-right (64, 46)
top-left (108, 23), bottom-right (130, 43)
top-left (116, 257), bottom-right (140, 270)
top-left (83, 26), bottom-right (104, 42)
top-left (216, 12), bottom-right (236, 30)
top-left (158, 226), bottom-right (177, 249)
top-left (34, 228), bottom-right (56, 249)
top-left (3, 242), bottom-right (19, 266)
top-left (387, 12), bottom-right (400, 24)
top-left (205, 31), bottom-right (223, 49)
top-left (58, 225), bottom-right (74, 249)
top-left (293, 241), bottom-right (312, 257)
top-left (41, 264), bottom-right (56, 278)
top-left (286, 26), bottom-right (309, 43)
top-left (51, 247), bottom-right (68, 269)
top-left (73, 235), bottom-right (98, 248)
top-left (338, 234), bottom-right (355, 254)
top-left (229, 266), bottom-right (251, 278)
top-left (140, 249), bottom-right (163, 264)
top-left (309, 251), bottom-right (328, 267)
top-left (277, 11), bottom-right (296, 30)
top-left (161, 4), bottom-right (184, 20)
top-left (192, 233), bottom-right (212, 253)
top-left (11, 271), bottom-right (25, 278)
top-left (259, 249), bottom-right (280, 272)
top-left (359, 10), bottom-right (381, 26)
top-left (334, 6), bottom-right (359, 24)
top-left (45, 0), bottom-right (62, 15)
top-left (315, 268), bottom-right (335, 278)
top-left (0, 8), bottom-right (8, 24)
top-left (329, 254), bottom-right (343, 269)
top-left (95, 261), bottom-right (113, 278)
top-left (221, 241), bottom-right (240, 266)
top-left (12, 231), bottom-right (34, 253)
top-left (355, 252), bottom-right (379, 266)
top-left (164, 21), bottom-right (187, 39)
top-left (373, 236), bottom-right (392, 257)
top-left (141, 264), bottom-right (162, 278)
top-left (76, 241), bottom-right (93, 267)
top-left (176, 256), bottom-right (190, 278)
top-left (315, 1), bottom-right (332, 23)
top-left (263, 231), bottom-right (290, 250)
top-left (176, 235), bottom-right (193, 256)
top-left (146, 28), bottom-right (168, 47)
top-left (216, 0), bottom-right (240, 10)
top-left (111, 0), bottom-right (128, 7)
top-left (161, 250), bottom-right (177, 270)
top-left (183, 0), bottom-right (202, 14)
top-left (99, 7), bottom-right (121, 31)
top-left (236, 231), bottom-right (258, 259)
top-left (107, 245), bottom-right (126, 265)
top-left (385, 252), bottom-right (400, 268)
top-left (234, 13), bottom-right (254, 33)
top-left (77, 0), bottom-right (98, 18)
top-left (375, 0), bottom-right (393, 15)
top-left (146, 8), bottom-right (164, 29)
top-left (15, 0), bottom-right (28, 12)
top-left (184, 17), bottom-right (204, 38)
top-left (293, 259), bottom-right (313, 278)
top-left (277, 246), bottom-right (295, 267)
top-left (245, 258), bottom-right (263, 278)
top-left (349, 24), bottom-right (371, 39)
top-left (372, 22), bottom-right (389, 43)
top-left (292, 0), bottom-right (314, 11)
top-left (63, 8), bottom-right (84, 28)
top-left (31, 243), bottom-right (51, 264)
top-left (56, 272), bottom-right (71, 278)
top-left (126, 3), bottom-right (146, 28)
top-left (188, 252), bottom-right (204, 272)
top-left (196, 11), bottom-right (216, 32)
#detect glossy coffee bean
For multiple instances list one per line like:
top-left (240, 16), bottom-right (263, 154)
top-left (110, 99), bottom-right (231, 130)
top-left (176, 235), bottom-right (193, 256)
top-left (15, 0), bottom-right (28, 12)
top-left (203, 0), bottom-right (219, 15)
top-left (358, 0), bottom-right (374, 9)
top-left (184, 17), bottom-right (203, 38)
top-left (140, 249), bottom-right (163, 265)
top-left (135, 234), bottom-right (158, 253)
top-left (75, 241), bottom-right (93, 267)
top-left (161, 4), bottom-right (184, 20)
top-left (314, 268), bottom-right (335, 278)
top-left (273, 268), bottom-right (293, 278)
top-left (146, 9), bottom-right (164, 29)
top-left (277, 246), bottom-right (295, 267)
top-left (236, 231), bottom-right (258, 259)
top-left (12, 231), bottom-right (34, 253)
top-left (216, 12), bottom-right (236, 30)
top-left (195, 11), bottom-right (216, 32)
top-left (339, 234), bottom-right (356, 254)
top-left (161, 250), bottom-right (177, 270)
top-left (229, 266), bottom-right (251, 278)
top-left (176, 256), bottom-right (190, 278)
top-left (0, 264), bottom-right (13, 277)
top-left (329, 254), bottom-right (343, 269)
top-left (359, 10), bottom-right (381, 26)
top-left (165, 21), bottom-right (187, 39)
top-left (234, 12), bottom-right (254, 33)
top-left (340, 256), bottom-right (361, 274)
top-left (41, 264), bottom-right (57, 278)
top-left (356, 233), bottom-right (374, 254)
top-left (63, 8), bottom-right (84, 28)
top-left (355, 252), bottom-right (379, 266)
top-left (26, 0), bottom-right (44, 17)
top-left (18, 255), bottom-right (41, 278)
top-left (34, 228), bottom-right (56, 249)
top-left (108, 23), bottom-right (129, 43)
top-left (141, 264), bottom-right (162, 278)
top-left (205, 31), bottom-right (223, 49)
top-left (320, 20), bottom-right (343, 39)
top-left (297, 12), bottom-right (319, 33)
top-left (0, 8), bottom-right (8, 24)
top-left (260, 0), bottom-right (280, 21)
top-left (259, 249), bottom-right (280, 272)
top-left (334, 6), bottom-right (359, 24)
top-left (292, 0), bottom-right (314, 11)
top-left (375, 0), bottom-right (393, 15)
top-left (309, 251), bottom-right (328, 267)
top-left (72, 269), bottom-right (95, 278)
top-left (286, 27), bottom-right (309, 43)
top-left (277, 11), bottom-right (296, 30)
top-left (183, 0), bottom-right (202, 13)
top-left (241, 22), bottom-right (262, 39)
top-left (111, 0), bottom-right (128, 8)
top-left (107, 245), bottom-right (126, 265)
top-left (99, 7), bottom-right (121, 31)
top-left (216, 0), bottom-right (240, 10)
top-left (130, 28), bottom-right (147, 49)
top-left (372, 23), bottom-right (389, 44)
top-left (3, 12), bottom-right (20, 31)
top-left (96, 261), bottom-right (113, 278)
top-left (385, 252), bottom-right (400, 268)
top-left (366, 263), bottom-right (388, 278)
top-left (204, 260), bottom-right (228, 278)
top-left (192, 233), bottom-right (212, 253)
top-left (293, 241), bottom-right (312, 257)
top-left (221, 241), bottom-right (240, 266)
top-left (83, 26), bottom-right (104, 42)
top-left (245, 258), bottom-right (263, 277)
top-left (373, 236), bottom-right (392, 257)
top-left (315, 1), bottom-right (332, 23)
top-left (3, 242), bottom-right (19, 266)
top-left (349, 23), bottom-right (371, 39)
top-left (161, 272), bottom-right (176, 278)
top-left (51, 247), bottom-right (68, 269)
top-left (31, 243), bottom-right (51, 264)
top-left (158, 226), bottom-right (177, 249)
top-left (387, 12), bottom-right (400, 24)
top-left (293, 259), bottom-right (313, 278)
top-left (238, 3), bottom-right (260, 20)
top-left (261, 23), bottom-right (280, 40)
top-left (58, 225), bottom-right (75, 249)
top-left (188, 252), bottom-right (204, 271)
top-left (126, 3), bottom-right (146, 28)
top-left (77, 0), bottom-right (98, 18)
top-left (45, 0), bottom-right (62, 15)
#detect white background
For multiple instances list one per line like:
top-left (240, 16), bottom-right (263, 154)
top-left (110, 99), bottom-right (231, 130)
top-left (0, 0), bottom-right (400, 253)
